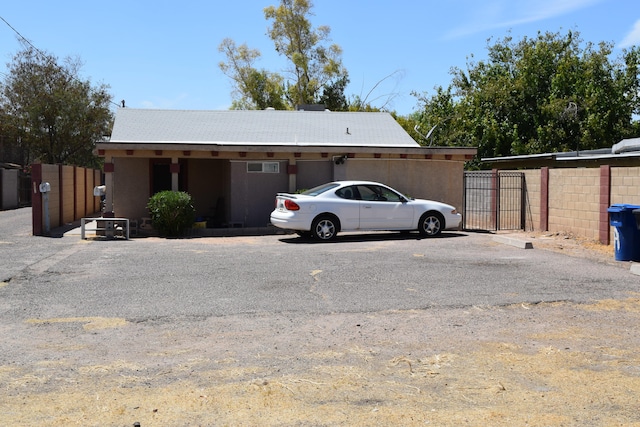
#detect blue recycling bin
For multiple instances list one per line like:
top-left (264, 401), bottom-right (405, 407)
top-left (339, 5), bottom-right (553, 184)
top-left (608, 204), bottom-right (640, 261)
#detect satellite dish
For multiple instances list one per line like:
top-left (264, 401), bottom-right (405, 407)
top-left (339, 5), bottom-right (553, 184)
top-left (414, 124), bottom-right (438, 146)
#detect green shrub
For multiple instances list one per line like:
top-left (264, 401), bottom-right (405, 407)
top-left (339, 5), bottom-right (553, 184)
top-left (146, 191), bottom-right (196, 237)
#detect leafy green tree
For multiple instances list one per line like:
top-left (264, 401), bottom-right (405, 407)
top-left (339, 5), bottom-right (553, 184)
top-left (218, 0), bottom-right (348, 110)
top-left (218, 38), bottom-right (287, 110)
top-left (413, 31), bottom-right (640, 163)
top-left (0, 46), bottom-right (113, 167)
top-left (264, 0), bottom-right (347, 107)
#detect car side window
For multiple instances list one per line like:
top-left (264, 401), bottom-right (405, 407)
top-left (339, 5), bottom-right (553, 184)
top-left (358, 185), bottom-right (402, 202)
top-left (379, 187), bottom-right (402, 202)
top-left (335, 186), bottom-right (356, 200)
top-left (357, 186), bottom-right (377, 201)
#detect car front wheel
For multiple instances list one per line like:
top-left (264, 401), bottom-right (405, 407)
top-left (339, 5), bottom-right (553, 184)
top-left (418, 212), bottom-right (444, 237)
top-left (311, 215), bottom-right (338, 241)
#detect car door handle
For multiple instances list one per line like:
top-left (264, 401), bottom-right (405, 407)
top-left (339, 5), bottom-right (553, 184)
top-left (363, 205), bottom-right (372, 209)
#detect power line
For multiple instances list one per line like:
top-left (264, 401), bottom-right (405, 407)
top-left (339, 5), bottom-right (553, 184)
top-left (0, 15), bottom-right (49, 60)
top-left (0, 14), bottom-right (122, 109)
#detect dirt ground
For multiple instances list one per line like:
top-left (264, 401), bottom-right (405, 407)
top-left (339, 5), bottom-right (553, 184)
top-left (2, 232), bottom-right (640, 426)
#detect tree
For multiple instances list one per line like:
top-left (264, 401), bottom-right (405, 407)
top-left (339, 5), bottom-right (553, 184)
top-left (412, 30), bottom-right (640, 163)
top-left (0, 45), bottom-right (113, 167)
top-left (218, 38), bottom-right (287, 110)
top-left (218, 0), bottom-right (349, 110)
top-left (264, 0), bottom-right (347, 107)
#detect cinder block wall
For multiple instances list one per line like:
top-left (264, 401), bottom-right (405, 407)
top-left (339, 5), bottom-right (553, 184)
top-left (522, 169), bottom-right (541, 231)
top-left (32, 163), bottom-right (101, 235)
top-left (611, 166), bottom-right (640, 205)
top-left (508, 165), bottom-right (640, 244)
top-left (548, 168), bottom-right (601, 240)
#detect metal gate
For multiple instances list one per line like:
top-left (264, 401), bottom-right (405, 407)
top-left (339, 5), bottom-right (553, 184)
top-left (463, 171), bottom-right (525, 231)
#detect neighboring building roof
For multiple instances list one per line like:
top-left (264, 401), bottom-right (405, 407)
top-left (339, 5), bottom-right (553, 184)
top-left (482, 138), bottom-right (640, 168)
top-left (108, 108), bottom-right (420, 148)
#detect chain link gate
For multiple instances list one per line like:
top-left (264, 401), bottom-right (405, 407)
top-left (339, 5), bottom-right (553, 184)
top-left (463, 171), bottom-right (525, 231)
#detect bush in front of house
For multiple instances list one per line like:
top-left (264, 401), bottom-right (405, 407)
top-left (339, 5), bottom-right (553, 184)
top-left (146, 191), bottom-right (196, 237)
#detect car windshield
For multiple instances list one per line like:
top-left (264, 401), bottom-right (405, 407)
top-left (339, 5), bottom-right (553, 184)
top-left (301, 182), bottom-right (340, 196)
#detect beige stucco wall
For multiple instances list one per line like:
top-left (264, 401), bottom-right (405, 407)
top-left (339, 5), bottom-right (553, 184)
top-left (343, 159), bottom-right (464, 210)
top-left (1, 169), bottom-right (19, 209)
top-left (112, 157), bottom-right (150, 220)
top-left (188, 159), bottom-right (229, 221)
top-left (610, 166), bottom-right (640, 205)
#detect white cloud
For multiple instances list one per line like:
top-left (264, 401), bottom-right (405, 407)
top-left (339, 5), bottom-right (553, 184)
top-left (618, 19), bottom-right (640, 49)
top-left (444, 0), bottom-right (602, 40)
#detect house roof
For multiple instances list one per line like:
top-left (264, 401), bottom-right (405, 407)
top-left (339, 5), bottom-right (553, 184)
top-left (108, 108), bottom-right (421, 148)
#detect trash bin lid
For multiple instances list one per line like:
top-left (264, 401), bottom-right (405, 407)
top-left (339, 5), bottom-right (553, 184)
top-left (608, 204), bottom-right (640, 213)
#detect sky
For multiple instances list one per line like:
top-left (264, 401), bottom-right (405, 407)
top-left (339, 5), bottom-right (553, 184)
top-left (1, 0), bottom-right (639, 116)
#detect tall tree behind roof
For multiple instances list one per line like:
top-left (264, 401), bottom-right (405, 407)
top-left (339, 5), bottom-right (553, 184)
top-left (218, 0), bottom-right (348, 110)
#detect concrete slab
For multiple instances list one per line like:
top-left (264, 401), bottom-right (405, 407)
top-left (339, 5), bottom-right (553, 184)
top-left (492, 235), bottom-right (534, 249)
top-left (631, 263), bottom-right (640, 276)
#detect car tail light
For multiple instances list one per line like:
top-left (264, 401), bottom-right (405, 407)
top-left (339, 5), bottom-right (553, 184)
top-left (284, 199), bottom-right (300, 211)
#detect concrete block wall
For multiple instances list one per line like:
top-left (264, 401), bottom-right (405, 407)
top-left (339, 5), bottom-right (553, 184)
top-left (504, 165), bottom-right (640, 245)
top-left (548, 168), bottom-right (601, 241)
top-left (610, 166), bottom-right (640, 205)
top-left (31, 163), bottom-right (102, 236)
top-left (522, 169), bottom-right (541, 231)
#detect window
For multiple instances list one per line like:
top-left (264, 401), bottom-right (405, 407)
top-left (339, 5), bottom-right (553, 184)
top-left (247, 162), bottom-right (280, 173)
top-left (357, 185), bottom-right (403, 202)
top-left (336, 186), bottom-right (357, 200)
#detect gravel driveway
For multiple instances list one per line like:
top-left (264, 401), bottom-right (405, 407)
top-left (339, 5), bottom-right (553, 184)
top-left (1, 208), bottom-right (639, 426)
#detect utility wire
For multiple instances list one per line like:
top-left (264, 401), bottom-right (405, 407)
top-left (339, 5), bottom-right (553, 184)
top-left (0, 14), bottom-right (122, 109)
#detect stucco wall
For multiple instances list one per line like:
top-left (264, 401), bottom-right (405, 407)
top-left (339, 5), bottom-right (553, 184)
top-left (188, 159), bottom-right (229, 223)
top-left (113, 157), bottom-right (150, 220)
top-left (343, 159), bottom-right (464, 210)
top-left (296, 160), bottom-right (333, 191)
top-left (1, 169), bottom-right (19, 209)
top-left (229, 161), bottom-right (289, 227)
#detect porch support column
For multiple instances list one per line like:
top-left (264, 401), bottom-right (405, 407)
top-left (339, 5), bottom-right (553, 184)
top-left (171, 157), bottom-right (180, 191)
top-left (599, 165), bottom-right (611, 245)
top-left (288, 159), bottom-right (297, 193)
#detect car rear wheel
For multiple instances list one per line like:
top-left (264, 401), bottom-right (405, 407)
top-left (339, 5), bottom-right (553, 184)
top-left (418, 212), bottom-right (444, 237)
top-left (311, 215), bottom-right (338, 241)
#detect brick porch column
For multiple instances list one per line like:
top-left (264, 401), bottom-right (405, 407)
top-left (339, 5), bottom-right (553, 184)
top-left (540, 167), bottom-right (549, 231)
top-left (599, 165), bottom-right (611, 245)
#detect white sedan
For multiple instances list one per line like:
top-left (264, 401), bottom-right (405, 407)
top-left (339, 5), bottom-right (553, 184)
top-left (270, 180), bottom-right (462, 241)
